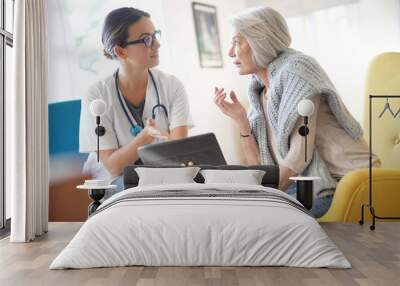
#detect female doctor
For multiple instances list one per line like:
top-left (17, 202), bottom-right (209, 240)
top-left (79, 7), bottom-right (193, 191)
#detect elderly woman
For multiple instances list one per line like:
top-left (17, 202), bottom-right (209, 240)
top-left (214, 6), bottom-right (380, 218)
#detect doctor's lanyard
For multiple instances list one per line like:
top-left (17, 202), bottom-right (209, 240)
top-left (114, 69), bottom-right (169, 136)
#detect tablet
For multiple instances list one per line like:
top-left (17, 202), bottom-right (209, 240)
top-left (138, 133), bottom-right (227, 166)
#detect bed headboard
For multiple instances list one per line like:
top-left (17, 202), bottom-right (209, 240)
top-left (123, 165), bottom-right (279, 190)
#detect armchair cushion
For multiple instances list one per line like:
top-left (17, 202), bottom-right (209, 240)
top-left (318, 168), bottom-right (400, 222)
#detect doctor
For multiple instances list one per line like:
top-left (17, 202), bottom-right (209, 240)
top-left (80, 7), bottom-right (193, 190)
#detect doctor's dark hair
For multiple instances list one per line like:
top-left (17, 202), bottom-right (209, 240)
top-left (101, 7), bottom-right (150, 60)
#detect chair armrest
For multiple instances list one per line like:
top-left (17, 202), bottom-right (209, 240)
top-left (318, 168), bottom-right (400, 222)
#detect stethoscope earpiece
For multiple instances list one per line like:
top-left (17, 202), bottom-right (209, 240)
top-left (151, 103), bottom-right (169, 120)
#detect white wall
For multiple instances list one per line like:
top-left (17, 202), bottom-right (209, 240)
top-left (287, 0), bottom-right (400, 123)
top-left (246, 0), bottom-right (359, 16)
top-left (245, 0), bottom-right (400, 123)
top-left (161, 0), bottom-right (249, 164)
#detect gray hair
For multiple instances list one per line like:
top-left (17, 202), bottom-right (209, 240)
top-left (230, 6), bottom-right (291, 68)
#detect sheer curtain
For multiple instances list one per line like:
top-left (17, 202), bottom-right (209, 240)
top-left (9, 0), bottom-right (49, 242)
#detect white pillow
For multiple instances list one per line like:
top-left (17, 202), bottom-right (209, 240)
top-left (200, 169), bottom-right (266, 185)
top-left (135, 167), bottom-right (201, 186)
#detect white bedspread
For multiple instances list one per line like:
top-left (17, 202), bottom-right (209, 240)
top-left (50, 183), bottom-right (350, 269)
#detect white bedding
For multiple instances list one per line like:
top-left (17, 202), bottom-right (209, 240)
top-left (50, 183), bottom-right (351, 269)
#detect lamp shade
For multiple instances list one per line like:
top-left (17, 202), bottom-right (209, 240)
top-left (89, 99), bottom-right (107, 116)
top-left (297, 99), bottom-right (315, 117)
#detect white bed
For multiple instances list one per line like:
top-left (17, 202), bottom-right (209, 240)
top-left (50, 183), bottom-right (350, 269)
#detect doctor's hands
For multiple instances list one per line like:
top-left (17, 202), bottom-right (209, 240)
top-left (137, 118), bottom-right (169, 145)
top-left (214, 87), bottom-right (247, 124)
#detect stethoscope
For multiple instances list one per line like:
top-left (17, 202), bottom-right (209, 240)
top-left (114, 69), bottom-right (169, 136)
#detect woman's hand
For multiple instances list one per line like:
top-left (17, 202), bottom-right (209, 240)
top-left (214, 87), bottom-right (247, 123)
top-left (214, 89), bottom-right (260, 166)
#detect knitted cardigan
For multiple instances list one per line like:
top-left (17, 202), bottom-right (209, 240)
top-left (247, 48), bottom-right (363, 197)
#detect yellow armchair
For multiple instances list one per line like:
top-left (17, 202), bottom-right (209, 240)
top-left (319, 168), bottom-right (400, 222)
top-left (319, 52), bottom-right (400, 222)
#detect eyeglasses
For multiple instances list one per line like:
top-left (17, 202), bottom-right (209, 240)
top-left (123, 30), bottom-right (161, 48)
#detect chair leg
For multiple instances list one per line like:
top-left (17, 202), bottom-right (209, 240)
top-left (370, 206), bottom-right (376, 231)
top-left (359, 204), bottom-right (365, 225)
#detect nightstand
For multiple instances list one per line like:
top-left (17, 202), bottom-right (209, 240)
top-left (289, 176), bottom-right (320, 210)
top-left (76, 185), bottom-right (117, 216)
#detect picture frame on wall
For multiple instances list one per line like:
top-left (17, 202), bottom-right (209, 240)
top-left (192, 2), bottom-right (223, 68)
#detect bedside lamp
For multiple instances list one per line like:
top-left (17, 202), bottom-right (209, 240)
top-left (89, 99), bottom-right (107, 162)
top-left (297, 99), bottom-right (315, 162)
top-left (289, 99), bottom-right (318, 210)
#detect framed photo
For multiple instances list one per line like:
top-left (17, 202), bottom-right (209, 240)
top-left (192, 2), bottom-right (223, 68)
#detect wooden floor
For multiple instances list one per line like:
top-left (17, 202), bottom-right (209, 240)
top-left (1, 222), bottom-right (400, 286)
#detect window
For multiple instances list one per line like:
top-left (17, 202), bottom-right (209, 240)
top-left (0, 0), bottom-right (14, 235)
top-left (5, 0), bottom-right (13, 33)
